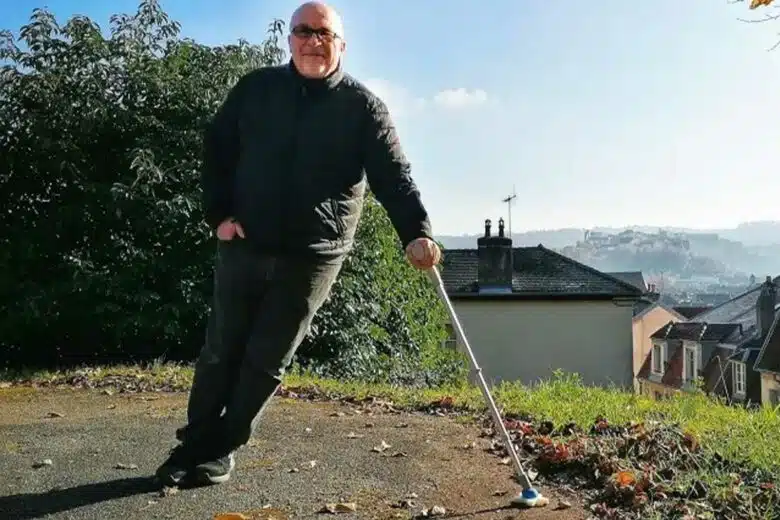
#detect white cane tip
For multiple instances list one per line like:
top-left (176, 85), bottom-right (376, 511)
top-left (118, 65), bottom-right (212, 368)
top-left (510, 492), bottom-right (549, 508)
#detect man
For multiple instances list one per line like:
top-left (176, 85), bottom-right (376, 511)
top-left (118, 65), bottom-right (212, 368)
top-left (155, 1), bottom-right (441, 487)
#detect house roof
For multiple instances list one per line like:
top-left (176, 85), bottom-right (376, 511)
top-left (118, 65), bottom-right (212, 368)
top-left (692, 277), bottom-right (780, 328)
top-left (672, 305), bottom-right (712, 320)
top-left (650, 321), bottom-right (742, 342)
top-left (440, 245), bottom-right (644, 300)
top-left (633, 299), bottom-right (655, 317)
top-left (633, 300), bottom-right (686, 321)
top-left (754, 313), bottom-right (780, 373)
top-left (606, 271), bottom-right (647, 292)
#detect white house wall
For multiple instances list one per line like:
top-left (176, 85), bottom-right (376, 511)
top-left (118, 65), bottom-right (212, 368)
top-left (450, 299), bottom-right (634, 389)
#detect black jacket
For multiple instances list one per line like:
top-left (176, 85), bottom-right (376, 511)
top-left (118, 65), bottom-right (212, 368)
top-left (200, 60), bottom-right (433, 258)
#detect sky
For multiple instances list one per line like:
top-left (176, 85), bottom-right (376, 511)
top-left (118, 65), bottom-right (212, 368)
top-left (2, 0), bottom-right (780, 236)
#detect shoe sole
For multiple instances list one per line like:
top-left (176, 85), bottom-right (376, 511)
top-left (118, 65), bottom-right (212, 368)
top-left (196, 457), bottom-right (235, 485)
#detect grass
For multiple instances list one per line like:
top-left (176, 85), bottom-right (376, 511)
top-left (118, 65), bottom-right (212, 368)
top-left (5, 361), bottom-right (780, 518)
top-left (3, 361), bottom-right (780, 474)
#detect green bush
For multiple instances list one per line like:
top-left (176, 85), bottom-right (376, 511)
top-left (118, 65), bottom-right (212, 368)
top-left (0, 1), bottom-right (459, 386)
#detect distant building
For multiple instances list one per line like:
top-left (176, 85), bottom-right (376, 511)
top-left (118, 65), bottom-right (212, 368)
top-left (440, 218), bottom-right (643, 389)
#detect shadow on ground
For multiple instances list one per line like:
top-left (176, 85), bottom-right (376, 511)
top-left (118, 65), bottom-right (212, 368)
top-left (0, 476), bottom-right (161, 519)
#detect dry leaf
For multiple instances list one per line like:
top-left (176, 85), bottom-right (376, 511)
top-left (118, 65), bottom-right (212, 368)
top-left (308, 460), bottom-right (317, 468)
top-left (33, 459), bottom-right (53, 468)
top-left (320, 502), bottom-right (358, 514)
top-left (346, 432), bottom-right (363, 439)
top-left (615, 470), bottom-right (636, 487)
top-left (330, 411), bottom-right (346, 417)
top-left (288, 467), bottom-right (299, 473)
top-left (390, 451), bottom-right (408, 458)
top-left (557, 500), bottom-right (572, 510)
top-left (499, 457), bottom-right (511, 465)
top-left (304, 427), bottom-right (312, 433)
top-left (391, 499), bottom-right (415, 508)
top-left (372, 440), bottom-right (392, 453)
top-left (159, 486), bottom-right (179, 497)
top-left (750, 0), bottom-right (774, 9)
top-left (395, 423), bottom-right (409, 428)
top-left (421, 505), bottom-right (446, 517)
top-left (45, 412), bottom-right (64, 418)
top-left (115, 463), bottom-right (138, 470)
top-left (493, 490), bottom-right (508, 496)
top-left (213, 513), bottom-right (250, 520)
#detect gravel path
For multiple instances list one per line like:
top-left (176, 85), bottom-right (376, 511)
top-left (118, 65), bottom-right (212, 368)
top-left (0, 387), bottom-right (589, 519)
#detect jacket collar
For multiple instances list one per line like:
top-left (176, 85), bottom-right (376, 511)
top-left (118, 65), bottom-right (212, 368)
top-left (286, 59), bottom-right (344, 94)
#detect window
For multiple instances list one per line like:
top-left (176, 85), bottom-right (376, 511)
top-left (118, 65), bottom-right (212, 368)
top-left (683, 343), bottom-right (699, 383)
top-left (651, 343), bottom-right (666, 375)
top-left (732, 362), bottom-right (746, 396)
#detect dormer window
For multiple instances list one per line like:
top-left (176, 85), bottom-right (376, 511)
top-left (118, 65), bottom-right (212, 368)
top-left (732, 361), bottom-right (746, 397)
top-left (651, 342), bottom-right (666, 375)
top-left (683, 341), bottom-right (700, 383)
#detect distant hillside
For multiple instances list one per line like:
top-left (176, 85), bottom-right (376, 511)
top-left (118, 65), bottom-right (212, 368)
top-left (436, 221), bottom-right (780, 249)
top-left (436, 222), bottom-right (780, 283)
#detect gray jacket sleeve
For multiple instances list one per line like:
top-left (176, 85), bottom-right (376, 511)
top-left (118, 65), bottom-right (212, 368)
top-left (361, 94), bottom-right (433, 248)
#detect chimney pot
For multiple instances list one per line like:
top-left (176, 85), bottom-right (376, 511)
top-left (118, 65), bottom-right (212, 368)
top-left (498, 217), bottom-right (505, 238)
top-left (484, 219), bottom-right (491, 238)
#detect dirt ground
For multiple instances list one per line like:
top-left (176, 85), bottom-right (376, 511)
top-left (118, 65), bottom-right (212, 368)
top-left (0, 387), bottom-right (591, 519)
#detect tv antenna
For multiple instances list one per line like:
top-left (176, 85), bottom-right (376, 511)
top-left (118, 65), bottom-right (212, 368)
top-left (501, 185), bottom-right (517, 238)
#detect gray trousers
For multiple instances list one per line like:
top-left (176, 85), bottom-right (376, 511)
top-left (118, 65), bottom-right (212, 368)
top-left (176, 239), bottom-right (342, 452)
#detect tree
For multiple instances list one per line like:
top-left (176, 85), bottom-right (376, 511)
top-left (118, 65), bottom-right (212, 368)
top-left (0, 1), bottom-right (461, 386)
top-left (298, 195), bottom-right (462, 387)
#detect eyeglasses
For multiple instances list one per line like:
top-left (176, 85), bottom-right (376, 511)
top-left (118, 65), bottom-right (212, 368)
top-left (291, 24), bottom-right (340, 42)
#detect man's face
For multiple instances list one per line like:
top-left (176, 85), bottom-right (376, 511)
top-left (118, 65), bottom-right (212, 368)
top-left (288, 4), bottom-right (345, 79)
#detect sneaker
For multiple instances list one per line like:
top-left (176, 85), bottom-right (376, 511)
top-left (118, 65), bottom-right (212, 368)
top-left (194, 451), bottom-right (236, 484)
top-left (155, 444), bottom-right (197, 486)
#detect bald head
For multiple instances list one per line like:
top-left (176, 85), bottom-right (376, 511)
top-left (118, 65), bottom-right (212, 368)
top-left (288, 2), bottom-right (346, 79)
top-left (290, 2), bottom-right (344, 39)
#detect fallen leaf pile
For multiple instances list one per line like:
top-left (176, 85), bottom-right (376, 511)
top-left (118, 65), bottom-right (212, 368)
top-left (478, 415), bottom-right (780, 519)
top-left (11, 368), bottom-right (189, 393)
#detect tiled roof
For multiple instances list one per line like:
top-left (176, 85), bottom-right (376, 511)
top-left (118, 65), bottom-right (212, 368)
top-left (440, 245), bottom-right (643, 299)
top-left (693, 277), bottom-right (780, 328)
top-left (672, 306), bottom-right (712, 320)
top-left (633, 301), bottom-right (686, 321)
top-left (633, 299), bottom-right (655, 317)
top-left (754, 313), bottom-right (780, 373)
top-left (606, 271), bottom-right (647, 292)
top-left (650, 321), bottom-right (741, 342)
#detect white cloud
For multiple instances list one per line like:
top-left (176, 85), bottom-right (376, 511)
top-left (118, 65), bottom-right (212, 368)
top-left (364, 78), bottom-right (426, 119)
top-left (432, 88), bottom-right (489, 109)
top-left (364, 79), bottom-right (490, 118)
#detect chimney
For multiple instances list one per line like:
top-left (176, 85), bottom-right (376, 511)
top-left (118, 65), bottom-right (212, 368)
top-left (756, 275), bottom-right (777, 338)
top-left (477, 217), bottom-right (513, 293)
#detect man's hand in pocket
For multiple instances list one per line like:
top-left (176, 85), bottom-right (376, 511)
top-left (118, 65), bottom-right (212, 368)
top-left (216, 218), bottom-right (245, 241)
